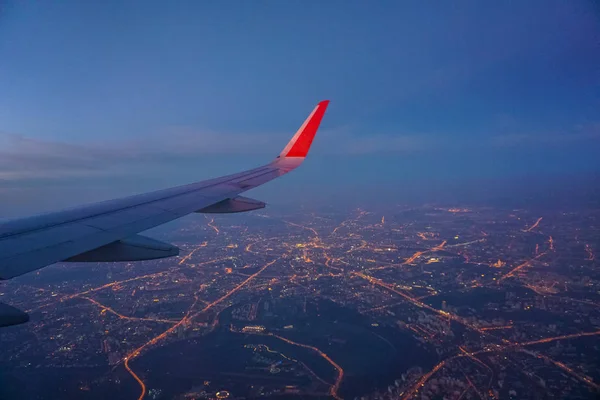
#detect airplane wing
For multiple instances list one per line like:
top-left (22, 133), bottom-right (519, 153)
top-left (0, 100), bottom-right (329, 282)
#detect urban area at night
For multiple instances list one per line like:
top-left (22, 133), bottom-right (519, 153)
top-left (1, 204), bottom-right (599, 400)
top-left (1, 3), bottom-right (599, 400)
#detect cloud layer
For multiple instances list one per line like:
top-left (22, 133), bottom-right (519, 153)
top-left (1, 122), bottom-right (598, 182)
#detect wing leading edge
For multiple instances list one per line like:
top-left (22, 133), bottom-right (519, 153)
top-left (0, 100), bottom-right (330, 281)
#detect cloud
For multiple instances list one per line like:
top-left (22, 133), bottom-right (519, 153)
top-left (1, 121), bottom-right (598, 183)
top-left (0, 127), bottom-right (432, 182)
top-left (0, 133), bottom-right (109, 180)
top-left (0, 129), bottom-right (277, 181)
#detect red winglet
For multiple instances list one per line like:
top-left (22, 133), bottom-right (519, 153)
top-left (279, 100), bottom-right (329, 158)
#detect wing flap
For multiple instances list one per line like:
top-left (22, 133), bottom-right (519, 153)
top-left (0, 303), bottom-right (29, 328)
top-left (197, 196), bottom-right (266, 214)
top-left (66, 234), bottom-right (179, 262)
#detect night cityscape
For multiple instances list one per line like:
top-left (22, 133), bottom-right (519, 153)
top-left (1, 204), bottom-right (598, 400)
top-left (1, 2), bottom-right (599, 400)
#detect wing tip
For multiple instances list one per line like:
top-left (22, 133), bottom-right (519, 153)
top-left (279, 100), bottom-right (330, 158)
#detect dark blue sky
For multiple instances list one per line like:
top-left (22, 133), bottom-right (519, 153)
top-left (1, 1), bottom-right (599, 214)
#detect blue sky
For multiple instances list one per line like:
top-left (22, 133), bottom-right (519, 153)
top-left (0, 1), bottom-right (599, 214)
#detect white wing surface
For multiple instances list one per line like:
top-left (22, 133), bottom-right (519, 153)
top-left (0, 100), bottom-right (329, 281)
